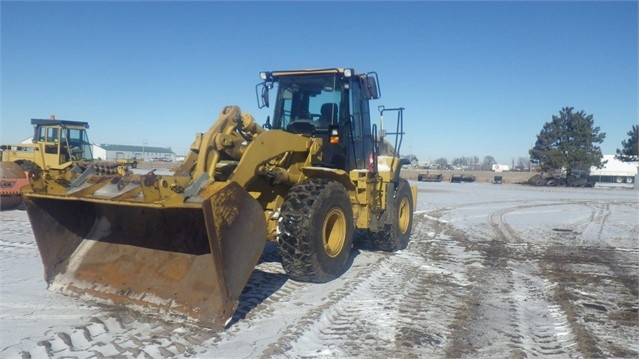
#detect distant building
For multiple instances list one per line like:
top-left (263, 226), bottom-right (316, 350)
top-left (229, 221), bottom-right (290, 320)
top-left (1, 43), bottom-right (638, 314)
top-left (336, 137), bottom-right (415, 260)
top-left (95, 144), bottom-right (176, 162)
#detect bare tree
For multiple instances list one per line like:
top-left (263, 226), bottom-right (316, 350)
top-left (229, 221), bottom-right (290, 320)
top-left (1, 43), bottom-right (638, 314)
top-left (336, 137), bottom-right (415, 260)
top-left (434, 157), bottom-right (448, 168)
top-left (482, 156), bottom-right (496, 171)
top-left (516, 157), bottom-right (530, 171)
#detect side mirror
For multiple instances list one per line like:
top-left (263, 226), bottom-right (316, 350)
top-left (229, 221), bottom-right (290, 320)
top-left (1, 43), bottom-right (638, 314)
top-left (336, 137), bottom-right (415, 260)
top-left (363, 72), bottom-right (380, 100)
top-left (256, 82), bottom-right (272, 109)
top-left (365, 77), bottom-right (379, 100)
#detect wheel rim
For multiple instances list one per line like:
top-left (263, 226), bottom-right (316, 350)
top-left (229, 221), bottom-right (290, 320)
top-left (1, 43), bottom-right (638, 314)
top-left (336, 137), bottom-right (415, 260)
top-left (323, 208), bottom-right (346, 258)
top-left (398, 196), bottom-right (410, 235)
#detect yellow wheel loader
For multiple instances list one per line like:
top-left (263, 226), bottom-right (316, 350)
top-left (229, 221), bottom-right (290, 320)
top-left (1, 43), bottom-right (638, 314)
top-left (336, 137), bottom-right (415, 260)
top-left (22, 68), bottom-right (417, 328)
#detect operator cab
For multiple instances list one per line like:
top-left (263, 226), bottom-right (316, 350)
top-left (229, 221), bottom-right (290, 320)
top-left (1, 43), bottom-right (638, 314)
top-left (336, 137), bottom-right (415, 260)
top-left (32, 119), bottom-right (93, 162)
top-left (270, 74), bottom-right (341, 134)
top-left (257, 68), bottom-right (380, 171)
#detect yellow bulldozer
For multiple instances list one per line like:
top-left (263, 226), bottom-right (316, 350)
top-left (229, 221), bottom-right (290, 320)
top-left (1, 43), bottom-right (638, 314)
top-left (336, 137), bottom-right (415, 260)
top-left (21, 68), bottom-right (417, 328)
top-left (0, 117), bottom-right (94, 210)
top-left (0, 117), bottom-right (133, 209)
top-left (1, 116), bottom-right (94, 171)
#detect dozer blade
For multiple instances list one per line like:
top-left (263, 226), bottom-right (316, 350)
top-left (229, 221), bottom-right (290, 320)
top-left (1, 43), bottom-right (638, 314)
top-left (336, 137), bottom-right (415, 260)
top-left (23, 181), bottom-right (266, 328)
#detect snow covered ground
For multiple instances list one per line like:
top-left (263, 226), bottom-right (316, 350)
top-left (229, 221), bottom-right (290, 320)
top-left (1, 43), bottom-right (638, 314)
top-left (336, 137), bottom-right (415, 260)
top-left (1, 182), bottom-right (638, 358)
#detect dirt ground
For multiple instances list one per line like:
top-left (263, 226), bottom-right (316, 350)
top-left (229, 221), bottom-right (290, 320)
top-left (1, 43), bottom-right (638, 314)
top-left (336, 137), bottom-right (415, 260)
top-left (1, 182), bottom-right (637, 358)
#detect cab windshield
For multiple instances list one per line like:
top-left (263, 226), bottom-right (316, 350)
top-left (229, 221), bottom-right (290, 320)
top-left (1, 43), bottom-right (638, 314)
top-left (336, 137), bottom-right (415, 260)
top-left (65, 128), bottom-right (93, 160)
top-left (273, 74), bottom-right (342, 133)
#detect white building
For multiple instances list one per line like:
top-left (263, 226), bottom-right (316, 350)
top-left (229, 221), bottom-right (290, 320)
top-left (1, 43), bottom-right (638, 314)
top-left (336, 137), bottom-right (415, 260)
top-left (95, 144), bottom-right (176, 162)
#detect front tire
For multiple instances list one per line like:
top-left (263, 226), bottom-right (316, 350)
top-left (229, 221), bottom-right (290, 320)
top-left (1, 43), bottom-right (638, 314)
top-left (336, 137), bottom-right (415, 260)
top-left (371, 179), bottom-right (414, 251)
top-left (278, 178), bottom-right (354, 283)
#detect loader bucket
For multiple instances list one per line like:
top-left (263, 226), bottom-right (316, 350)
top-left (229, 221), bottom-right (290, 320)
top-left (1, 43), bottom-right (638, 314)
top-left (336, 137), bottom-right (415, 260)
top-left (23, 181), bottom-right (266, 328)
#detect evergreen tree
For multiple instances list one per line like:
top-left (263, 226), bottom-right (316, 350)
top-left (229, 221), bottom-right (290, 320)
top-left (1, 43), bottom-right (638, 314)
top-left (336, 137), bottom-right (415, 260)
top-left (529, 107), bottom-right (606, 173)
top-left (615, 124), bottom-right (638, 162)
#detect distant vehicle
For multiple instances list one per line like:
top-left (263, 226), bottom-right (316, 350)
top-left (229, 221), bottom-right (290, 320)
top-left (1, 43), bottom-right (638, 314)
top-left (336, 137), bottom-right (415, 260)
top-left (451, 174), bottom-right (475, 183)
top-left (527, 169), bottom-right (594, 188)
top-left (588, 155), bottom-right (637, 188)
top-left (116, 158), bottom-right (138, 168)
top-left (493, 175), bottom-right (503, 184)
top-left (492, 164), bottom-right (510, 172)
top-left (401, 154), bottom-right (419, 168)
top-left (417, 172), bottom-right (443, 182)
top-left (565, 169), bottom-right (594, 187)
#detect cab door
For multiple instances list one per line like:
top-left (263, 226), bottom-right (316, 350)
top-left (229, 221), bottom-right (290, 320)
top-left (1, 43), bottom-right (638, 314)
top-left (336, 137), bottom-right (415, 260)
top-left (345, 76), bottom-right (372, 170)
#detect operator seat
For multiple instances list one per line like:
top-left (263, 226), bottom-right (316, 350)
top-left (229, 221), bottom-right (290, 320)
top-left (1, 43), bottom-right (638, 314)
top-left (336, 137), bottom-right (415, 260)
top-left (318, 103), bottom-right (338, 128)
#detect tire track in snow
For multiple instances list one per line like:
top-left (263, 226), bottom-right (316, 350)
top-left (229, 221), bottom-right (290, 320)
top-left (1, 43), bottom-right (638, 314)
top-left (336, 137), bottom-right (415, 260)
top-left (0, 238), bottom-right (37, 257)
top-left (443, 199), bottom-right (638, 358)
top-left (0, 214), bottom-right (37, 258)
top-left (529, 199), bottom-right (638, 357)
top-left (259, 213), bottom-right (475, 358)
top-left (506, 263), bottom-right (578, 357)
top-left (440, 203), bottom-right (581, 357)
top-left (3, 193), bottom-right (636, 358)
top-left (490, 204), bottom-right (578, 357)
top-left (5, 313), bottom-right (210, 358)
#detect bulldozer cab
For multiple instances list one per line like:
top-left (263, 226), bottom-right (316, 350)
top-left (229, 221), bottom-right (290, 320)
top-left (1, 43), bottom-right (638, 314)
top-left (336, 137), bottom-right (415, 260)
top-left (32, 119), bottom-right (93, 163)
top-left (0, 118), bottom-right (93, 170)
top-left (257, 68), bottom-right (380, 171)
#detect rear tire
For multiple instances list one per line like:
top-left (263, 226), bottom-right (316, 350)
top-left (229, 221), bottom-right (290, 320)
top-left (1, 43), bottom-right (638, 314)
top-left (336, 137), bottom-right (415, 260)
top-left (370, 179), bottom-right (414, 251)
top-left (278, 178), bottom-right (354, 283)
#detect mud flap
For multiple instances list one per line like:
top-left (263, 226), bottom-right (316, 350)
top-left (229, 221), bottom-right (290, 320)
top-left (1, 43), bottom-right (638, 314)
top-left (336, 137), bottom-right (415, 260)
top-left (24, 181), bottom-right (266, 328)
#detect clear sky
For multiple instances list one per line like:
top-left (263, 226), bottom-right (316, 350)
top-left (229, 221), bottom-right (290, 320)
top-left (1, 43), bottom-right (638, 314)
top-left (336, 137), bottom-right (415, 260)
top-left (2, 1), bottom-right (637, 164)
